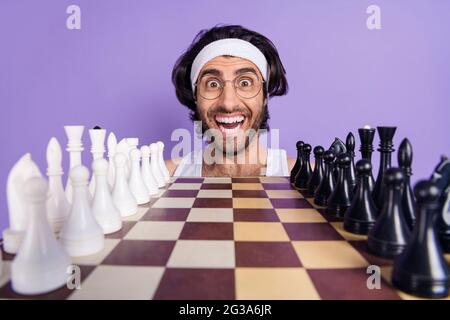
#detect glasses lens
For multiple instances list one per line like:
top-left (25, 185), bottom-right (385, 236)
top-left (197, 73), bottom-right (263, 100)
top-left (198, 76), bottom-right (223, 100)
top-left (234, 73), bottom-right (262, 99)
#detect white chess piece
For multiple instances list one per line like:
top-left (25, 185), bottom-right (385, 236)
top-left (126, 138), bottom-right (139, 151)
top-left (64, 125), bottom-right (85, 203)
top-left (107, 132), bottom-right (117, 188)
top-left (91, 159), bottom-right (122, 234)
top-left (128, 149), bottom-right (150, 204)
top-left (150, 143), bottom-right (166, 188)
top-left (112, 153), bottom-right (138, 217)
top-left (116, 138), bottom-right (131, 179)
top-left (157, 141), bottom-right (171, 183)
top-left (88, 127), bottom-right (107, 195)
top-left (11, 177), bottom-right (70, 295)
top-left (60, 165), bottom-right (104, 257)
top-left (3, 153), bottom-right (42, 254)
top-left (46, 137), bottom-right (70, 233)
top-left (140, 146), bottom-right (159, 196)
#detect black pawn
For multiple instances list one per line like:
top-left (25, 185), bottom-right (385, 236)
top-left (326, 153), bottom-right (353, 218)
top-left (307, 146), bottom-right (325, 196)
top-left (344, 159), bottom-right (378, 235)
top-left (93, 125), bottom-right (102, 129)
top-left (290, 141), bottom-right (304, 184)
top-left (346, 132), bottom-right (357, 191)
top-left (314, 150), bottom-right (335, 207)
top-left (294, 144), bottom-right (312, 189)
top-left (373, 126), bottom-right (397, 210)
top-left (368, 168), bottom-right (411, 258)
top-left (398, 138), bottom-right (417, 230)
top-left (392, 180), bottom-right (450, 299)
top-left (358, 126), bottom-right (376, 192)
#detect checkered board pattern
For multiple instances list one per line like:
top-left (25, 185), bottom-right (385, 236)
top-left (1, 176), bottom-right (449, 300)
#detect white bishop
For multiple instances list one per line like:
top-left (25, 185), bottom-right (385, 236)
top-left (46, 137), bottom-right (70, 233)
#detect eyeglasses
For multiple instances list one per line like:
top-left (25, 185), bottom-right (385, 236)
top-left (195, 73), bottom-right (265, 100)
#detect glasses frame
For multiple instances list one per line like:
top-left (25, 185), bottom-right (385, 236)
top-left (194, 73), bottom-right (266, 100)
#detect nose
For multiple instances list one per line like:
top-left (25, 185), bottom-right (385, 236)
top-left (217, 81), bottom-right (240, 112)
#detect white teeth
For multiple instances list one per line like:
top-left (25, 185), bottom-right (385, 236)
top-left (215, 116), bottom-right (245, 124)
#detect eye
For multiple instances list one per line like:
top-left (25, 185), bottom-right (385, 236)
top-left (238, 78), bottom-right (253, 87)
top-left (206, 79), bottom-right (221, 89)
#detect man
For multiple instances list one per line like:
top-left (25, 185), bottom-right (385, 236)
top-left (166, 25), bottom-right (295, 177)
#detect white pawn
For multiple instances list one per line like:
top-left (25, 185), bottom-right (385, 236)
top-left (64, 125), bottom-right (85, 203)
top-left (157, 141), bottom-right (171, 183)
top-left (46, 137), bottom-right (70, 233)
top-left (60, 166), bottom-right (104, 257)
top-left (88, 127), bottom-right (107, 195)
top-left (107, 132), bottom-right (117, 188)
top-left (91, 159), bottom-right (122, 234)
top-left (11, 177), bottom-right (70, 295)
top-left (150, 143), bottom-right (165, 188)
top-left (116, 139), bottom-right (131, 179)
top-left (112, 153), bottom-right (138, 217)
top-left (129, 149), bottom-right (150, 204)
top-left (140, 146), bottom-right (159, 196)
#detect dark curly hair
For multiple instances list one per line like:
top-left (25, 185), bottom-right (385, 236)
top-left (171, 24), bottom-right (288, 130)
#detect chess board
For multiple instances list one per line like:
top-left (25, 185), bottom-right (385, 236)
top-left (1, 176), bottom-right (449, 300)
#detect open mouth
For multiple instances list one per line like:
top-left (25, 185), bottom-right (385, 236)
top-left (214, 115), bottom-right (246, 135)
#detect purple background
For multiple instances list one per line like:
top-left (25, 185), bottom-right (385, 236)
top-left (1, 0), bottom-right (449, 233)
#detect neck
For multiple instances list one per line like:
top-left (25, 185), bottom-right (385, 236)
top-left (202, 136), bottom-right (267, 177)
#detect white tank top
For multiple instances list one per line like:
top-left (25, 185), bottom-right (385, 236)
top-left (173, 148), bottom-right (289, 177)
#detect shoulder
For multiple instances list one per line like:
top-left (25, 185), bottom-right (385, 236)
top-left (165, 158), bottom-right (182, 176)
top-left (286, 155), bottom-right (296, 172)
top-left (285, 154), bottom-right (315, 171)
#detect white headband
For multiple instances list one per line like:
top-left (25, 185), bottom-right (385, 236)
top-left (190, 38), bottom-right (268, 93)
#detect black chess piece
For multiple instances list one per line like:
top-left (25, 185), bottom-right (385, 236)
top-left (439, 189), bottom-right (450, 253)
top-left (307, 146), bottom-right (325, 196)
top-left (294, 144), bottom-right (312, 189)
top-left (392, 180), bottom-right (450, 299)
top-left (329, 137), bottom-right (347, 181)
top-left (358, 126), bottom-right (376, 192)
top-left (346, 132), bottom-right (357, 191)
top-left (429, 156), bottom-right (450, 252)
top-left (290, 141), bottom-right (304, 184)
top-left (314, 150), bottom-right (335, 207)
top-left (326, 153), bottom-right (353, 218)
top-left (93, 125), bottom-right (102, 129)
top-left (373, 126), bottom-right (397, 210)
top-left (344, 159), bottom-right (378, 235)
top-left (358, 126), bottom-right (376, 161)
top-left (398, 138), bottom-right (417, 230)
top-left (368, 168), bottom-right (411, 258)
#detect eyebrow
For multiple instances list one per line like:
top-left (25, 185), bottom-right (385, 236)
top-left (199, 68), bottom-right (222, 78)
top-left (234, 67), bottom-right (258, 76)
top-left (198, 67), bottom-right (259, 79)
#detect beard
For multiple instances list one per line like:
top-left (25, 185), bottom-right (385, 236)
top-left (196, 103), bottom-right (269, 157)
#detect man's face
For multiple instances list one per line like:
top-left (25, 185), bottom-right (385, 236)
top-left (195, 56), bottom-right (267, 155)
